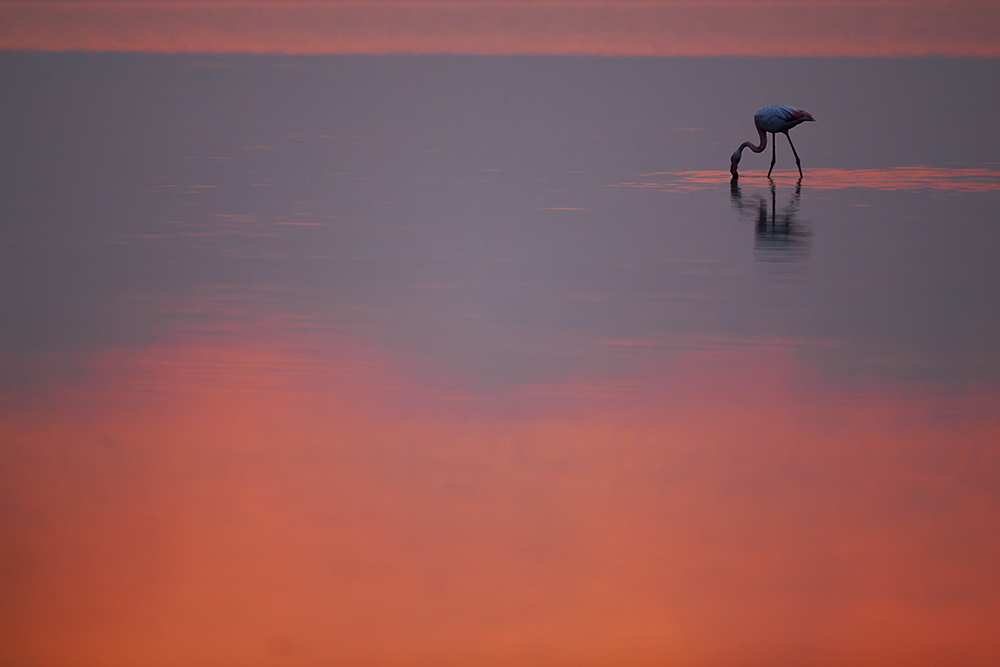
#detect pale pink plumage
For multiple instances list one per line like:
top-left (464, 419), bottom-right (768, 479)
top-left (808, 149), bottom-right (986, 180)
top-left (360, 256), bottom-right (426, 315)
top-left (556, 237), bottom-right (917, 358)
top-left (730, 105), bottom-right (816, 179)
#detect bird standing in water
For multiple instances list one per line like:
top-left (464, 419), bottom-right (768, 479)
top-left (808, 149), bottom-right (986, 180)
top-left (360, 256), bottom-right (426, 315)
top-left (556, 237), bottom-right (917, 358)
top-left (730, 105), bottom-right (815, 179)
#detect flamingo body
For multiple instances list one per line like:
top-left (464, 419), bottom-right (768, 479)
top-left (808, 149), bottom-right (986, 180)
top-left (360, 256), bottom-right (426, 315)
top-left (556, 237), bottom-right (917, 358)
top-left (754, 105), bottom-right (815, 134)
top-left (731, 105), bottom-right (816, 179)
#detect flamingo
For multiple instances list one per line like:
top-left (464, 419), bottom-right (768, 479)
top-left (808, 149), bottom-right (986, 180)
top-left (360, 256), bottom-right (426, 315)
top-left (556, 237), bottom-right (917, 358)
top-left (730, 105), bottom-right (815, 179)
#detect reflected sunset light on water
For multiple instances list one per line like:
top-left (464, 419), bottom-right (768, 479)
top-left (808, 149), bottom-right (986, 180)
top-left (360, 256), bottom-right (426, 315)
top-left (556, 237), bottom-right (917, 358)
top-left (2, 3), bottom-right (1000, 666)
top-left (621, 167), bottom-right (1000, 192)
top-left (5, 325), bottom-right (1000, 665)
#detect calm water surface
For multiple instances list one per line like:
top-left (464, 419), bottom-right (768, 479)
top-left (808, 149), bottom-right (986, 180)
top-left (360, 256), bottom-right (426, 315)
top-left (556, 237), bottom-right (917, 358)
top-left (2, 55), bottom-right (999, 665)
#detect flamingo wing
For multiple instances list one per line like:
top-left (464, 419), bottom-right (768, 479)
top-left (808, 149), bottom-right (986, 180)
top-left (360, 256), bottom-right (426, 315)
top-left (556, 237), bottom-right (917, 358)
top-left (755, 105), bottom-right (816, 133)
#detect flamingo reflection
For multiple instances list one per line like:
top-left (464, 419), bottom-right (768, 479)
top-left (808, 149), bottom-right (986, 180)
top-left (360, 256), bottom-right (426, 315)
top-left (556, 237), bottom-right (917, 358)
top-left (730, 178), bottom-right (811, 263)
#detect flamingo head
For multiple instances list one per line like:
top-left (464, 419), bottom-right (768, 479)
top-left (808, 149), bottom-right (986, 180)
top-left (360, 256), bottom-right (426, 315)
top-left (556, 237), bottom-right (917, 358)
top-left (730, 149), bottom-right (742, 177)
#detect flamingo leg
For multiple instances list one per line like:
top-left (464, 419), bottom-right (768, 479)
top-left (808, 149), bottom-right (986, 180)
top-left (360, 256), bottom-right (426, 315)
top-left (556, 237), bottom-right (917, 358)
top-left (785, 131), bottom-right (804, 178)
top-left (767, 133), bottom-right (776, 178)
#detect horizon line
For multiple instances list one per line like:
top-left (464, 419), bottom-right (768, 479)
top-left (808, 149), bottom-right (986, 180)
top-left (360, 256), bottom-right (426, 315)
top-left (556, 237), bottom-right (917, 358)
top-left (2, 1), bottom-right (999, 57)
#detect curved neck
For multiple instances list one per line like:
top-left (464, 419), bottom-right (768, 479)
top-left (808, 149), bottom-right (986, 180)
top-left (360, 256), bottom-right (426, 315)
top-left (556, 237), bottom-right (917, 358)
top-left (740, 127), bottom-right (768, 154)
top-left (730, 127), bottom-right (770, 177)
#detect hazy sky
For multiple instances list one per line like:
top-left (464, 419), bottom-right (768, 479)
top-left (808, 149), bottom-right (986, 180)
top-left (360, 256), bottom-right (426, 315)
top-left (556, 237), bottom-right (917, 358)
top-left (2, 0), bottom-right (999, 56)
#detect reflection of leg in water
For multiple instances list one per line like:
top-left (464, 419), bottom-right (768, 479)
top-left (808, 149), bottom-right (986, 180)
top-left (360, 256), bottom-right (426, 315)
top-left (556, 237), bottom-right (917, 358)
top-left (730, 178), bottom-right (810, 263)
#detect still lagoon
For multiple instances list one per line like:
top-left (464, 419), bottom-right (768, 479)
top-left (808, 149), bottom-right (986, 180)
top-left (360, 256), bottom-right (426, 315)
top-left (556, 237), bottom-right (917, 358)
top-left (2, 54), bottom-right (999, 666)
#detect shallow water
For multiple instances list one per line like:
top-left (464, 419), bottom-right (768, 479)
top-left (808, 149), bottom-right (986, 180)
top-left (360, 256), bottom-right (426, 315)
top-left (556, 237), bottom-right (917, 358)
top-left (2, 54), bottom-right (999, 665)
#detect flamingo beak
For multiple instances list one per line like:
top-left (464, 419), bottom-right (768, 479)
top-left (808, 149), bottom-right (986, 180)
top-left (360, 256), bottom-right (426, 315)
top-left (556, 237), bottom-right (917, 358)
top-left (730, 154), bottom-right (741, 178)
